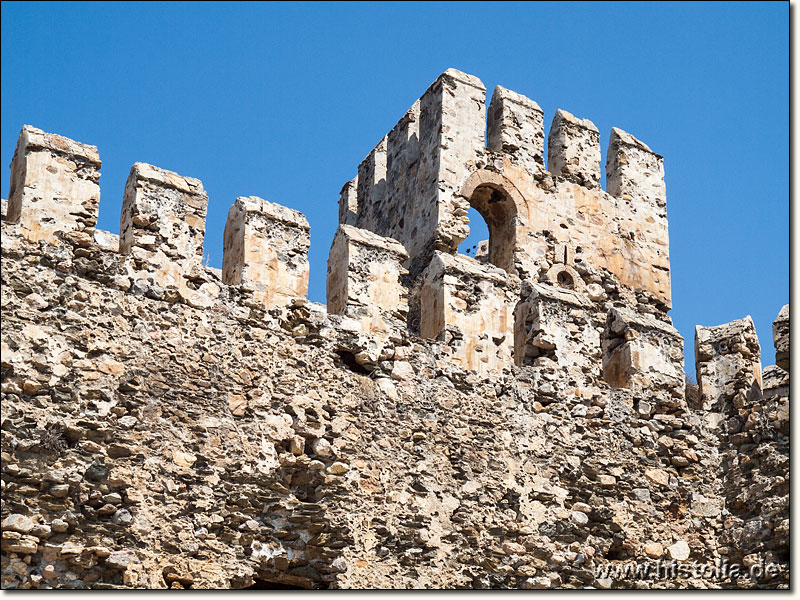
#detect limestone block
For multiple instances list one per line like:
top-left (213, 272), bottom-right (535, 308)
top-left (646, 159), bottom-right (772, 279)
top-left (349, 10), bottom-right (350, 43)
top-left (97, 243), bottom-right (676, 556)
top-left (7, 125), bottom-right (101, 245)
top-left (326, 224), bottom-right (409, 339)
top-left (695, 316), bottom-right (762, 411)
top-left (420, 252), bottom-right (515, 374)
top-left (606, 127), bottom-right (666, 209)
top-left (514, 282), bottom-right (600, 386)
top-left (120, 163), bottom-right (208, 295)
top-left (773, 304), bottom-right (789, 370)
top-left (487, 85), bottom-right (544, 179)
top-left (93, 229), bottom-right (119, 253)
top-left (602, 307), bottom-right (685, 398)
top-left (547, 109), bottom-right (601, 188)
top-left (338, 177), bottom-right (358, 226)
top-left (222, 196), bottom-right (310, 309)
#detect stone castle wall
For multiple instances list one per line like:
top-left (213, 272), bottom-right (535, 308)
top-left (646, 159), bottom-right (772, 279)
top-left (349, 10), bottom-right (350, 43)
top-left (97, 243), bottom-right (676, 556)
top-left (0, 70), bottom-right (789, 590)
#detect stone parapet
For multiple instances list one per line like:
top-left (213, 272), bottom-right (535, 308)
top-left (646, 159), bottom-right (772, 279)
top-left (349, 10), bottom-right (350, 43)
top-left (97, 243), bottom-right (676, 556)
top-left (602, 307), bottom-right (685, 407)
top-left (420, 251), bottom-right (515, 374)
top-left (222, 195), bottom-right (310, 310)
top-left (7, 125), bottom-right (101, 246)
top-left (326, 224), bottom-right (408, 340)
top-left (695, 316), bottom-right (762, 412)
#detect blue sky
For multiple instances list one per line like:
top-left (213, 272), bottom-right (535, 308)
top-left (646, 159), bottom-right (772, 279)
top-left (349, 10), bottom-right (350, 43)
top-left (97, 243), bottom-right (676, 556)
top-left (1, 1), bottom-right (788, 376)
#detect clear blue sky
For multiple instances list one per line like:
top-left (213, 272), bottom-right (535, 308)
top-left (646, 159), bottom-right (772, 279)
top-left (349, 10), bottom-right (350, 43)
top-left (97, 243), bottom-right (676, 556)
top-left (1, 1), bottom-right (788, 376)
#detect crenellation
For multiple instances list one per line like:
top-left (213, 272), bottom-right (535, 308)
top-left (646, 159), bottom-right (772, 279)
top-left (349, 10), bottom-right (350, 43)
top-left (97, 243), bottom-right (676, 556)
top-left (606, 127), bottom-right (665, 207)
top-left (355, 136), bottom-right (387, 230)
top-left (546, 109), bottom-right (602, 189)
top-left (420, 251), bottom-right (515, 374)
top-left (7, 125), bottom-right (101, 246)
top-left (222, 195), bottom-right (310, 309)
top-left (513, 281), bottom-right (599, 384)
top-left (326, 224), bottom-right (408, 340)
top-left (0, 70), bottom-right (790, 589)
top-left (383, 99), bottom-right (421, 248)
top-left (602, 307), bottom-right (685, 405)
top-left (423, 69), bottom-right (487, 255)
top-left (487, 85), bottom-right (545, 180)
top-left (694, 316), bottom-right (762, 411)
top-left (119, 162), bottom-right (208, 298)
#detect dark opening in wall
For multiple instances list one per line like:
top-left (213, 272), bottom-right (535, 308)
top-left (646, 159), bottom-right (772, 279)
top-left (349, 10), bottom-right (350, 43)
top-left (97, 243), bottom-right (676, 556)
top-left (465, 184), bottom-right (517, 273)
top-left (557, 270), bottom-right (575, 289)
top-left (335, 350), bottom-right (371, 375)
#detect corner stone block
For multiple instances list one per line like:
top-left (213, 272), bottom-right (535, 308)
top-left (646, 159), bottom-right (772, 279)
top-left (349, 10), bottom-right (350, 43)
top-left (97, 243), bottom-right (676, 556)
top-left (119, 163), bottom-right (208, 293)
top-left (326, 224), bottom-right (409, 339)
top-left (547, 109), bottom-right (601, 189)
top-left (606, 127), bottom-right (666, 210)
top-left (695, 316), bottom-right (762, 411)
top-left (514, 282), bottom-right (599, 385)
top-left (427, 69), bottom-right (487, 253)
top-left (602, 307), bottom-right (685, 402)
top-left (7, 125), bottom-right (101, 245)
top-left (222, 196), bottom-right (310, 309)
top-left (487, 85), bottom-right (545, 179)
top-left (773, 304), bottom-right (789, 371)
top-left (420, 251), bottom-right (515, 375)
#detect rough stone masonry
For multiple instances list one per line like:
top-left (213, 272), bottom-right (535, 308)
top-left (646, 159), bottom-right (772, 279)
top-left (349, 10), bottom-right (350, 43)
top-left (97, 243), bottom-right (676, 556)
top-left (0, 69), bottom-right (789, 590)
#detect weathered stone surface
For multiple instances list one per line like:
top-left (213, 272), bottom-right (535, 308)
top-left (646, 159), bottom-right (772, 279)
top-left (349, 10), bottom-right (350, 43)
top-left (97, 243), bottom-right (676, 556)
top-left (420, 251), bottom-right (516, 374)
top-left (7, 125), bottom-right (100, 245)
top-left (513, 281), bottom-right (599, 386)
top-left (222, 195), bottom-right (310, 309)
top-left (338, 177), bottom-right (358, 226)
top-left (1, 514), bottom-right (36, 534)
top-left (547, 109), bottom-right (601, 189)
top-left (602, 307), bottom-right (685, 404)
top-left (119, 162), bottom-right (208, 300)
top-left (695, 316), bottom-right (761, 411)
top-left (666, 540), bottom-right (691, 561)
top-left (327, 224), bottom-right (408, 340)
top-left (773, 304), bottom-right (789, 370)
top-left (487, 86), bottom-right (544, 179)
top-left (0, 73), bottom-right (789, 591)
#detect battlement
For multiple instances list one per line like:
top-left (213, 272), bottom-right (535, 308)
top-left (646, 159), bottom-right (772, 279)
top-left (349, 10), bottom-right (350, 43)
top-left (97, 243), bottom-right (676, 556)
top-left (222, 196), bottom-right (310, 309)
top-left (2, 66), bottom-right (677, 383)
top-left (7, 125), bottom-right (101, 246)
top-left (119, 162), bottom-right (208, 296)
top-left (338, 69), bottom-right (673, 316)
top-left (0, 74), bottom-right (790, 592)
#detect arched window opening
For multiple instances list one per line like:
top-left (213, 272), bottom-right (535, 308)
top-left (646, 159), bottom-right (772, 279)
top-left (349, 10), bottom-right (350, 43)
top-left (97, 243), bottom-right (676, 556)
top-left (466, 184), bottom-right (516, 273)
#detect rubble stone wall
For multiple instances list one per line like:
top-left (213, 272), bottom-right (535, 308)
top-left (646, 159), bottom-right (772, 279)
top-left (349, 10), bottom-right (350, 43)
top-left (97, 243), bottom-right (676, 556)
top-left (0, 69), bottom-right (789, 591)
